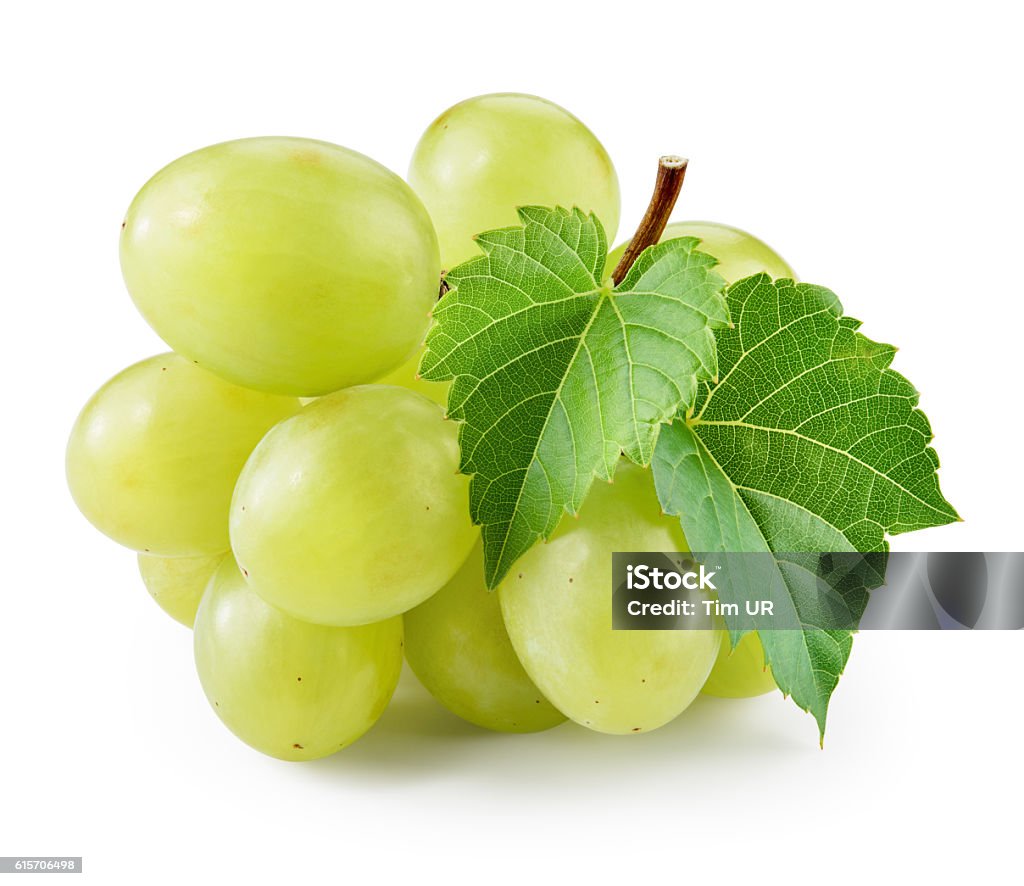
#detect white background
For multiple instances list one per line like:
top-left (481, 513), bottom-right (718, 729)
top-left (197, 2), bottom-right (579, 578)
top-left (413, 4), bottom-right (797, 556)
top-left (2, 1), bottom-right (1021, 882)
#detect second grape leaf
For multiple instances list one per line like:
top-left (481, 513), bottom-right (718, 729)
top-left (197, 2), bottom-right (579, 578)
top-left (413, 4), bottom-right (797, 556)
top-left (651, 274), bottom-right (960, 739)
top-left (420, 206), bottom-right (729, 587)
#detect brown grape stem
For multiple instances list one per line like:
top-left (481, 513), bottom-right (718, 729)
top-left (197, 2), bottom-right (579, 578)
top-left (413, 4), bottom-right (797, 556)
top-left (435, 155), bottom-right (687, 294)
top-left (610, 156), bottom-right (688, 286)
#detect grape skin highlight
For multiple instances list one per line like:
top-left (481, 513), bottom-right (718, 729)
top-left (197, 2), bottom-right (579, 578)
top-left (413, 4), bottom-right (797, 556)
top-left (404, 542), bottom-right (566, 733)
top-left (137, 552), bottom-right (227, 628)
top-left (194, 559), bottom-right (403, 761)
top-left (409, 93), bottom-right (620, 270)
top-left (606, 220), bottom-right (794, 284)
top-left (66, 353), bottom-right (300, 556)
top-left (230, 385), bottom-right (477, 626)
top-left (121, 136), bottom-right (440, 396)
top-left (499, 463), bottom-right (721, 735)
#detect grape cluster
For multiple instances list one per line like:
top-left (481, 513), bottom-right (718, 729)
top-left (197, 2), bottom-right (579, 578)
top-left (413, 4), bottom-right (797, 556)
top-left (68, 94), bottom-right (790, 760)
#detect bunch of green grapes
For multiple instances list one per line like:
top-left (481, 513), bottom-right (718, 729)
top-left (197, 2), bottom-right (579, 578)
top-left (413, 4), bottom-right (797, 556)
top-left (69, 93), bottom-right (788, 761)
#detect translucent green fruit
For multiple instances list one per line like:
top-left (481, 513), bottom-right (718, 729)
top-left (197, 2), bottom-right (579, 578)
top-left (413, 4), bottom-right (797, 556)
top-left (372, 348), bottom-right (450, 410)
top-left (702, 631), bottom-right (778, 698)
top-left (194, 559), bottom-right (403, 761)
top-left (120, 137), bottom-right (440, 396)
top-left (500, 463), bottom-right (721, 735)
top-left (404, 543), bottom-right (566, 733)
top-left (66, 354), bottom-right (300, 556)
top-left (409, 93), bottom-right (620, 270)
top-left (606, 221), bottom-right (794, 284)
top-left (230, 385), bottom-right (477, 626)
top-left (138, 552), bottom-right (227, 627)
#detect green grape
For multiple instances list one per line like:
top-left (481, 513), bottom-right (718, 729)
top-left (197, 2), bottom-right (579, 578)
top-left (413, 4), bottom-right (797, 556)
top-left (230, 385), bottom-right (477, 626)
top-left (409, 93), bottom-right (620, 270)
top-left (372, 349), bottom-right (450, 410)
top-left (605, 220), bottom-right (794, 284)
top-left (404, 542), bottom-right (566, 733)
top-left (194, 559), bottom-right (403, 761)
top-left (120, 137), bottom-right (440, 396)
top-left (67, 354), bottom-right (300, 556)
top-left (137, 551), bottom-right (226, 628)
top-left (702, 630), bottom-right (778, 698)
top-left (499, 462), bottom-right (721, 735)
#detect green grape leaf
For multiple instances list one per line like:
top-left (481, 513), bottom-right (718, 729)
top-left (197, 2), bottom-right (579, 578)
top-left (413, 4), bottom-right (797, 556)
top-left (420, 206), bottom-right (729, 587)
top-left (652, 274), bottom-right (960, 739)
